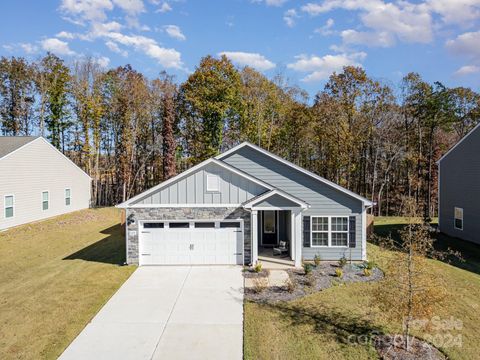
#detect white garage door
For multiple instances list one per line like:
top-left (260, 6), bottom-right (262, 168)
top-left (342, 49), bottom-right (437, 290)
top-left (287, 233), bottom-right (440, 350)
top-left (139, 221), bottom-right (243, 265)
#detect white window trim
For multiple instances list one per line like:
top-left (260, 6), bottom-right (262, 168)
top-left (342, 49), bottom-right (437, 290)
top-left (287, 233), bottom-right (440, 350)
top-left (310, 215), bottom-right (349, 248)
top-left (454, 207), bottom-right (463, 231)
top-left (65, 188), bottom-right (71, 206)
top-left (311, 216), bottom-right (329, 247)
top-left (42, 190), bottom-right (49, 211)
top-left (4, 194), bottom-right (14, 219)
top-left (206, 174), bottom-right (220, 192)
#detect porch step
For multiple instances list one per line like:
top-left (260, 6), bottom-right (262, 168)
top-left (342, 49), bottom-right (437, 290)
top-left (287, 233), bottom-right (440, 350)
top-left (258, 255), bottom-right (295, 267)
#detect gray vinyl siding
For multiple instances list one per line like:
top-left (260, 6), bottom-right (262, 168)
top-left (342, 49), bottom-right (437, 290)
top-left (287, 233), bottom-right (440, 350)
top-left (133, 162), bottom-right (268, 205)
top-left (439, 126), bottom-right (480, 244)
top-left (0, 138), bottom-right (91, 230)
top-left (254, 194), bottom-right (300, 208)
top-left (222, 146), bottom-right (364, 260)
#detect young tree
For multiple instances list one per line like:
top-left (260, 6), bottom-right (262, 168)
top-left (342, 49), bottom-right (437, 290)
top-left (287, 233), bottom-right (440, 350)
top-left (161, 78), bottom-right (177, 180)
top-left (374, 198), bottom-right (455, 351)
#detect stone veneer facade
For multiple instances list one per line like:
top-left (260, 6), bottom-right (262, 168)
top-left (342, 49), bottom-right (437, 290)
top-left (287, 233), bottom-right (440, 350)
top-left (126, 207), bottom-right (251, 265)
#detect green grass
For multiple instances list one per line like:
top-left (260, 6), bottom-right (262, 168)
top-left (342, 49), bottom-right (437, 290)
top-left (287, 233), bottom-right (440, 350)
top-left (0, 208), bottom-right (136, 360)
top-left (244, 217), bottom-right (480, 360)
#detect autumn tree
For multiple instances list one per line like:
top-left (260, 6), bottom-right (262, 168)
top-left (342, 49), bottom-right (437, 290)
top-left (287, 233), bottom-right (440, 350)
top-left (161, 75), bottom-right (177, 180)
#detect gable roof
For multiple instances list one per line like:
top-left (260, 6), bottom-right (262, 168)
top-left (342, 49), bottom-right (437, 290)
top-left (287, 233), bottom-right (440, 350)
top-left (0, 136), bottom-right (38, 159)
top-left (242, 189), bottom-right (309, 209)
top-left (437, 122), bottom-right (480, 164)
top-left (116, 157), bottom-right (274, 208)
top-left (0, 136), bottom-right (91, 180)
top-left (217, 142), bottom-right (373, 206)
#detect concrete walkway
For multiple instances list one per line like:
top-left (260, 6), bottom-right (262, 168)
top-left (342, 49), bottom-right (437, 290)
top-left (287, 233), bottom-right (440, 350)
top-left (59, 266), bottom-right (244, 360)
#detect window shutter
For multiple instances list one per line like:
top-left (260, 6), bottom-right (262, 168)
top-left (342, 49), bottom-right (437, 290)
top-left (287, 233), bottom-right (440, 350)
top-left (349, 216), bottom-right (356, 248)
top-left (303, 216), bottom-right (311, 247)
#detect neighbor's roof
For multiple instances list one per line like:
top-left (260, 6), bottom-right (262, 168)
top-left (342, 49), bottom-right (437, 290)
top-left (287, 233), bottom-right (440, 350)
top-left (0, 136), bottom-right (38, 159)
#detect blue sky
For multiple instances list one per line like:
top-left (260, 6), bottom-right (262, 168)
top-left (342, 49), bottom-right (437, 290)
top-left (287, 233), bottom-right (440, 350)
top-left (1, 0), bottom-right (479, 97)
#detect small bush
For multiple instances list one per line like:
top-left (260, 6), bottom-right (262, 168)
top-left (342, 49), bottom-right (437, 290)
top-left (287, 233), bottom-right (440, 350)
top-left (363, 268), bottom-right (372, 277)
top-left (363, 260), bottom-right (376, 270)
top-left (284, 278), bottom-right (297, 293)
top-left (335, 268), bottom-right (343, 278)
top-left (253, 261), bottom-right (262, 273)
top-left (338, 256), bottom-right (347, 268)
top-left (313, 254), bottom-right (321, 267)
top-left (252, 277), bottom-right (268, 293)
top-left (305, 272), bottom-right (316, 288)
top-left (303, 262), bottom-right (313, 275)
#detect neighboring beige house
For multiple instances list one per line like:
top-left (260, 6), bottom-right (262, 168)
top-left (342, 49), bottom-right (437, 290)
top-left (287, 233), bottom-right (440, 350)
top-left (0, 136), bottom-right (91, 231)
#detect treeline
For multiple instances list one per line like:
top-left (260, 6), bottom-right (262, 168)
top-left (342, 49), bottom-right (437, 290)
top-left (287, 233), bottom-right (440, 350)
top-left (1, 53), bottom-right (479, 217)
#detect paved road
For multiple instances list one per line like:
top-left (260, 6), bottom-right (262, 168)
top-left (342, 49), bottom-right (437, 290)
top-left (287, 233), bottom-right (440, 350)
top-left (59, 266), bottom-right (244, 360)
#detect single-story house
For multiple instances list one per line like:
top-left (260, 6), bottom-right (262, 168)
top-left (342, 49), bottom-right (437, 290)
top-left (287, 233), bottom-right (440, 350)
top-left (438, 123), bottom-right (480, 244)
top-left (0, 136), bottom-right (92, 231)
top-left (118, 142), bottom-right (372, 267)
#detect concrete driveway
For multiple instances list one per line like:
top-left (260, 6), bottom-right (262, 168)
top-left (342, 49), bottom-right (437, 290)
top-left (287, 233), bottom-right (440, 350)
top-left (59, 266), bottom-right (244, 360)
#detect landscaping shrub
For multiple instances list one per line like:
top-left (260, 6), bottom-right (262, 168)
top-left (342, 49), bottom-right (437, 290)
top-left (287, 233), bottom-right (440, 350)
top-left (313, 254), bottom-right (321, 267)
top-left (335, 268), bottom-right (343, 278)
top-left (303, 262), bottom-right (313, 275)
top-left (253, 261), bottom-right (262, 273)
top-left (252, 277), bottom-right (268, 293)
top-left (363, 260), bottom-right (376, 270)
top-left (363, 268), bottom-right (372, 277)
top-left (338, 256), bottom-right (347, 268)
top-left (284, 278), bottom-right (297, 293)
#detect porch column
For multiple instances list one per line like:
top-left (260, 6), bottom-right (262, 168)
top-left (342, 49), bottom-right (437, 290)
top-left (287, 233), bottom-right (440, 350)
top-left (293, 209), bottom-right (302, 268)
top-left (251, 210), bottom-right (258, 266)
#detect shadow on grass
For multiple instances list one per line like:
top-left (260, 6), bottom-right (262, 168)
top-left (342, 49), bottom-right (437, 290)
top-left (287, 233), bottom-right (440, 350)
top-left (63, 224), bottom-right (126, 265)
top-left (373, 223), bottom-right (480, 275)
top-left (260, 301), bottom-right (383, 346)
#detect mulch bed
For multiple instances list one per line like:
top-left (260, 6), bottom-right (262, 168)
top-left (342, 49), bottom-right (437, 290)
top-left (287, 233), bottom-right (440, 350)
top-left (243, 269), bottom-right (269, 278)
top-left (374, 335), bottom-right (446, 360)
top-left (244, 262), bottom-right (383, 303)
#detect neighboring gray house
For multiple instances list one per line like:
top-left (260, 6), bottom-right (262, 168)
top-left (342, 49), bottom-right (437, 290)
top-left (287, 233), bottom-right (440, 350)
top-left (118, 142), bottom-right (372, 267)
top-left (438, 123), bottom-right (480, 244)
top-left (0, 136), bottom-right (92, 231)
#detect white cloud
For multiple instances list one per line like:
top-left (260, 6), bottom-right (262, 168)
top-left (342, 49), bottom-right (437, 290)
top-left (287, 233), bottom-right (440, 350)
top-left (253, 0), bottom-right (288, 6)
top-left (454, 65), bottom-right (480, 76)
top-left (314, 18), bottom-right (335, 35)
top-left (287, 52), bottom-right (366, 82)
top-left (20, 43), bottom-right (39, 54)
top-left (155, 2), bottom-right (172, 13)
top-left (446, 31), bottom-right (480, 59)
top-left (106, 32), bottom-right (183, 68)
top-left (94, 55), bottom-right (111, 68)
top-left (301, 0), bottom-right (433, 46)
top-left (341, 29), bottom-right (394, 47)
top-left (112, 0), bottom-right (144, 15)
top-left (426, 0), bottom-right (480, 25)
top-left (283, 9), bottom-right (298, 27)
top-left (60, 0), bottom-right (114, 23)
top-left (163, 25), bottom-right (186, 41)
top-left (105, 40), bottom-right (128, 56)
top-left (219, 51), bottom-right (276, 71)
top-left (56, 31), bottom-right (76, 39)
top-left (40, 38), bottom-right (76, 56)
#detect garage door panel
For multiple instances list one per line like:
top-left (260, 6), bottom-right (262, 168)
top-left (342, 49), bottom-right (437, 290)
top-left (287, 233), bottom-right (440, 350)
top-left (139, 223), bottom-right (243, 265)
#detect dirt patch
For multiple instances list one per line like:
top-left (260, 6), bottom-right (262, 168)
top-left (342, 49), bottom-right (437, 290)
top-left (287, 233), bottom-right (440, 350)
top-left (244, 263), bottom-right (383, 303)
top-left (374, 335), bottom-right (446, 360)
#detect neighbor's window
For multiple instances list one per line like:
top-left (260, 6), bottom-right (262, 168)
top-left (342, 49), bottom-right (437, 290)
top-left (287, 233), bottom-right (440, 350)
top-left (4, 195), bottom-right (14, 218)
top-left (42, 191), bottom-right (49, 210)
top-left (454, 207), bottom-right (463, 230)
top-left (331, 217), bottom-right (349, 246)
top-left (206, 174), bottom-right (219, 192)
top-left (65, 189), bottom-right (71, 206)
top-left (311, 216), bottom-right (328, 246)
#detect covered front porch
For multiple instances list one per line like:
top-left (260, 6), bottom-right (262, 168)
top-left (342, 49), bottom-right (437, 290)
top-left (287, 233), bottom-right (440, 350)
top-left (243, 189), bottom-right (309, 268)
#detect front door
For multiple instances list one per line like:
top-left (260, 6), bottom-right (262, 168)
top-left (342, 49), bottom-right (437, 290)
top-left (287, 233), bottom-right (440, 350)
top-left (262, 211), bottom-right (277, 246)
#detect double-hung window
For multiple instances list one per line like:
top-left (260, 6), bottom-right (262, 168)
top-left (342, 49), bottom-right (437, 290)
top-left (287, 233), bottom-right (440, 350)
top-left (454, 207), bottom-right (463, 230)
top-left (65, 189), bottom-right (71, 206)
top-left (331, 217), bottom-right (349, 246)
top-left (4, 195), bottom-right (14, 218)
top-left (311, 217), bottom-right (329, 246)
top-left (311, 216), bottom-right (349, 247)
top-left (42, 191), bottom-right (49, 211)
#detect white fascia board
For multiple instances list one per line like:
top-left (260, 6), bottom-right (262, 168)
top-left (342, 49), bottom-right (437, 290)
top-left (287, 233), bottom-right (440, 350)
top-left (217, 142), bottom-right (373, 206)
top-left (116, 157), bottom-right (272, 208)
top-left (437, 122), bottom-right (480, 164)
top-left (122, 203), bottom-right (242, 208)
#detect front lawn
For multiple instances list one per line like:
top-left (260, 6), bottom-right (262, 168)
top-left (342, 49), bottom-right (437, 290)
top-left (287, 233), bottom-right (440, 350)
top-left (244, 217), bottom-right (480, 359)
top-left (0, 208), bottom-right (135, 360)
